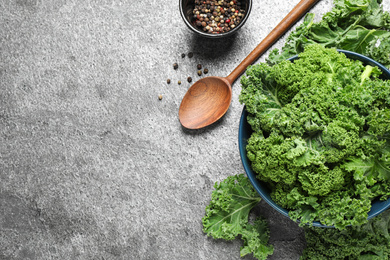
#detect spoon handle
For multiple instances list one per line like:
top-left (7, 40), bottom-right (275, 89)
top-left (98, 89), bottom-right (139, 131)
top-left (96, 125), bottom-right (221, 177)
top-left (225, 0), bottom-right (319, 85)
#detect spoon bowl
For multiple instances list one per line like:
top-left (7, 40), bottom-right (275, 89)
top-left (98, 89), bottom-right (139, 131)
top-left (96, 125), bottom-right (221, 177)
top-left (179, 76), bottom-right (232, 129)
top-left (178, 0), bottom-right (320, 129)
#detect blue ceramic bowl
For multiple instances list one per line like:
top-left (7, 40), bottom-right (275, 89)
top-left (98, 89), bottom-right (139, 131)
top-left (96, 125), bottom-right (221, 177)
top-left (239, 50), bottom-right (390, 228)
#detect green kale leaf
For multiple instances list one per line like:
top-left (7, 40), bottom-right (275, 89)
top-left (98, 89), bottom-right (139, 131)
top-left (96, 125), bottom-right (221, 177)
top-left (239, 217), bottom-right (274, 260)
top-left (202, 174), bottom-right (274, 260)
top-left (301, 209), bottom-right (390, 259)
top-left (267, 0), bottom-right (390, 68)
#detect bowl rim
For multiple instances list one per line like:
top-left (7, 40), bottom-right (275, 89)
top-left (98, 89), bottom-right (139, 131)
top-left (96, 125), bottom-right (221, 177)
top-left (179, 0), bottom-right (253, 39)
top-left (238, 49), bottom-right (390, 228)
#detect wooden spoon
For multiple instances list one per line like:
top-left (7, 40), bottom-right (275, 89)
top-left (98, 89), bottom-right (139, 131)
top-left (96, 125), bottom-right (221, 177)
top-left (179, 0), bottom-right (319, 129)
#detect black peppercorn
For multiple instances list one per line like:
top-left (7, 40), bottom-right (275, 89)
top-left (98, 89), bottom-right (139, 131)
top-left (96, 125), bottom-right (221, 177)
top-left (173, 63), bottom-right (178, 70)
top-left (197, 64), bottom-right (202, 70)
top-left (188, 52), bottom-right (194, 58)
top-left (187, 77), bottom-right (192, 83)
top-left (203, 68), bottom-right (209, 74)
top-left (181, 53), bottom-right (185, 58)
top-left (167, 79), bottom-right (171, 84)
top-left (197, 70), bottom-right (202, 76)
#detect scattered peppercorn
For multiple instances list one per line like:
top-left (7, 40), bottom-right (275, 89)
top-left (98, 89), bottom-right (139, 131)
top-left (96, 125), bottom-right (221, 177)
top-left (197, 64), bottom-right (202, 70)
top-left (192, 0), bottom-right (246, 34)
top-left (178, 80), bottom-right (182, 85)
top-left (167, 79), bottom-right (171, 84)
top-left (158, 94), bottom-right (163, 100)
top-left (203, 68), bottom-right (209, 74)
top-left (188, 52), bottom-right (194, 58)
top-left (181, 53), bottom-right (185, 58)
top-left (187, 77), bottom-right (192, 83)
top-left (197, 70), bottom-right (202, 76)
top-left (173, 63), bottom-right (179, 70)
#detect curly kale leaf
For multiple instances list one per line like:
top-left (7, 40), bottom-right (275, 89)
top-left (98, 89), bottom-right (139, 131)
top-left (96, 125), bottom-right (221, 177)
top-left (344, 138), bottom-right (390, 188)
top-left (239, 63), bottom-right (284, 133)
top-left (202, 174), bottom-right (274, 260)
top-left (240, 217), bottom-right (274, 260)
top-left (367, 36), bottom-right (390, 67)
top-left (202, 174), bottom-right (261, 240)
top-left (246, 133), bottom-right (315, 185)
top-left (301, 209), bottom-right (390, 259)
top-left (267, 0), bottom-right (390, 68)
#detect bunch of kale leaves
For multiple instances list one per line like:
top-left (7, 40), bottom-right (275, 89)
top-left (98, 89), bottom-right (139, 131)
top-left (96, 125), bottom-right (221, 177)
top-left (240, 43), bottom-right (390, 229)
top-left (203, 0), bottom-right (390, 259)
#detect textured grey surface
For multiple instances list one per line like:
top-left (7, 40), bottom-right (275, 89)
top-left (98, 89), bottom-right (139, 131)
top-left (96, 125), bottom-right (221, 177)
top-left (1, 0), bottom-right (334, 259)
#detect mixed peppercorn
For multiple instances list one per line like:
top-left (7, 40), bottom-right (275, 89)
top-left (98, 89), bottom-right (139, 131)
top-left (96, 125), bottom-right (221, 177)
top-left (160, 52), bottom-right (210, 101)
top-left (192, 0), bottom-right (245, 34)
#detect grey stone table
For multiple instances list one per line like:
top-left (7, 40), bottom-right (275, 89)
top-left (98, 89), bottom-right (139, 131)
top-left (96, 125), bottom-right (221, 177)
top-left (1, 0), bottom-right (334, 259)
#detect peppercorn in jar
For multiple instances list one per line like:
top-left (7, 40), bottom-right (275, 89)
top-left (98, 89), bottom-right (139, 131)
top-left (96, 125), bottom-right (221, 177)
top-left (192, 0), bottom-right (246, 34)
